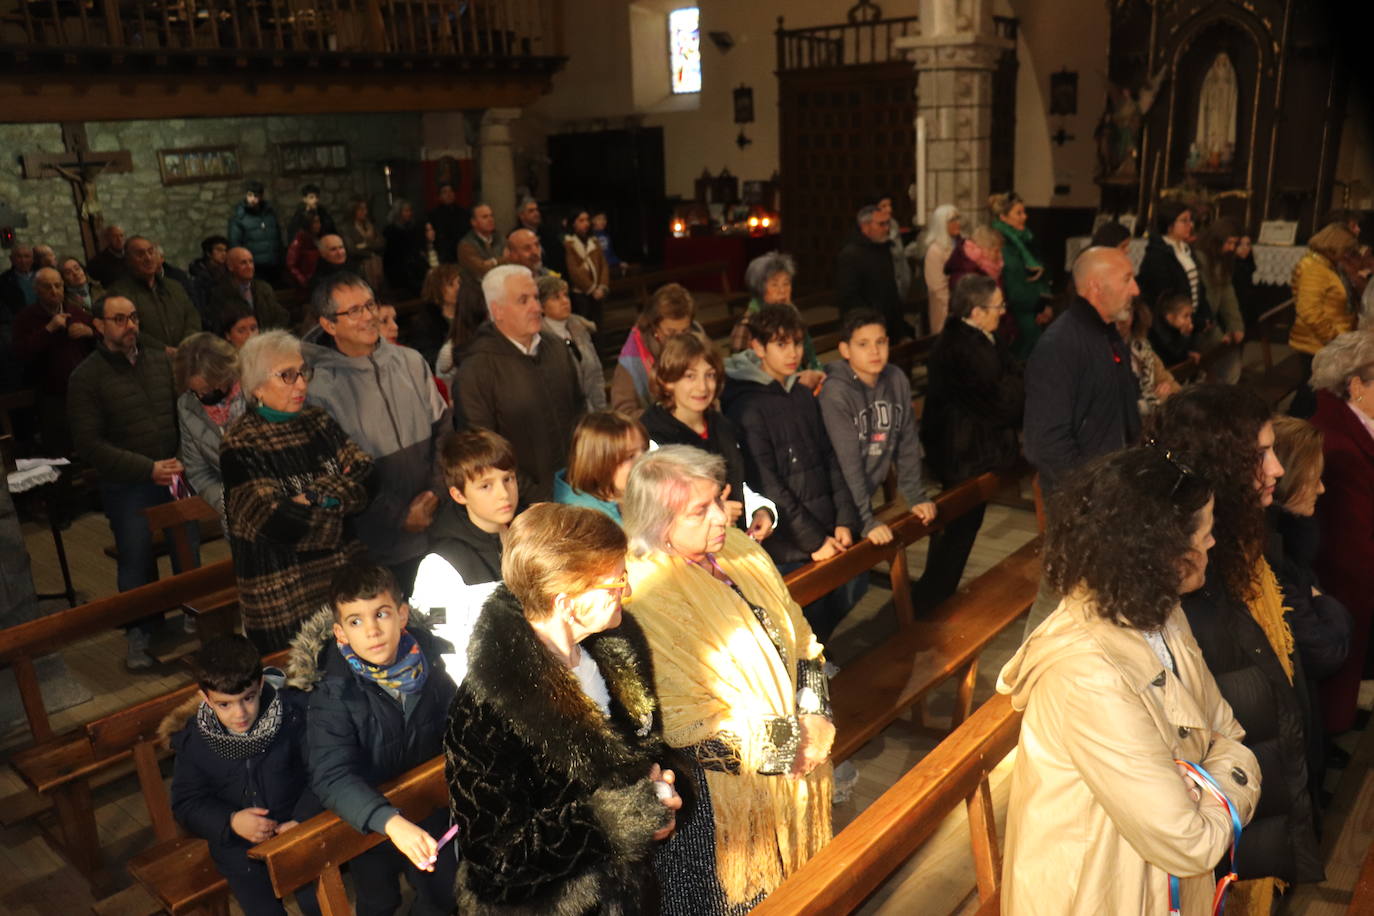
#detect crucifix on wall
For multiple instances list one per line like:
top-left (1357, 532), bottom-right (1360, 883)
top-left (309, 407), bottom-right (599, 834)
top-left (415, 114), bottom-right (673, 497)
top-left (19, 123), bottom-right (133, 260)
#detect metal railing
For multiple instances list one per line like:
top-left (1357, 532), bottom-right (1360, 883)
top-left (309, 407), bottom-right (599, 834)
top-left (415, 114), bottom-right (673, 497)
top-left (2, 0), bottom-right (555, 57)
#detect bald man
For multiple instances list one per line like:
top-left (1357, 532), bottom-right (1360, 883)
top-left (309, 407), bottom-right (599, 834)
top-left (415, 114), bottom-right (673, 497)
top-left (1024, 246), bottom-right (1142, 493)
top-left (12, 266), bottom-right (95, 450)
top-left (208, 246), bottom-right (289, 334)
top-left (1020, 246), bottom-right (1144, 635)
top-left (501, 228), bottom-right (552, 278)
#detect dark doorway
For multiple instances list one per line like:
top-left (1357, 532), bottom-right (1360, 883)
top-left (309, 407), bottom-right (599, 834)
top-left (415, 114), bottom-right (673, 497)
top-left (548, 127), bottom-right (667, 267)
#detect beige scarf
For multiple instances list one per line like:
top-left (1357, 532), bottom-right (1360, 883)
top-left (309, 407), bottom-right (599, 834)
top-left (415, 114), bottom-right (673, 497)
top-left (626, 528), bottom-right (832, 903)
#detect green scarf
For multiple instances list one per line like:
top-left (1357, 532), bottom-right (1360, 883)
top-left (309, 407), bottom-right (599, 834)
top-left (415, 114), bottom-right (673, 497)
top-left (993, 219), bottom-right (1044, 272)
top-left (254, 403), bottom-right (299, 423)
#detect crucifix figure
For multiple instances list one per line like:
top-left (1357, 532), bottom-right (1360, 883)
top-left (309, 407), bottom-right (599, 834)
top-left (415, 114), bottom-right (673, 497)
top-left (20, 123), bottom-right (133, 260)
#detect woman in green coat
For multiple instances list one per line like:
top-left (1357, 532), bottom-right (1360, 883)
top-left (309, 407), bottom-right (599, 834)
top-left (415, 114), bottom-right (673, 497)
top-left (991, 192), bottom-right (1052, 359)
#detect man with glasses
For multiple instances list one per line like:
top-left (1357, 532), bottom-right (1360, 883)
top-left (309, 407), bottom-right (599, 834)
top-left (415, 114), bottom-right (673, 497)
top-left (68, 294), bottom-right (199, 669)
top-left (302, 273), bottom-right (450, 594)
top-left (108, 235), bottom-right (202, 355)
top-left (1021, 245), bottom-right (1144, 636)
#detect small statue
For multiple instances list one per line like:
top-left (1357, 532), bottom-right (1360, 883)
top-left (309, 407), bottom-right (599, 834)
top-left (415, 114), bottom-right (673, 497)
top-left (1095, 67), bottom-right (1167, 180)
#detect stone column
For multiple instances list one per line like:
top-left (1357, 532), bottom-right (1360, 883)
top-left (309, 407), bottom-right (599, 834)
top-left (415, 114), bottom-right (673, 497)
top-left (895, 0), bottom-right (1010, 221)
top-left (478, 107), bottom-right (521, 232)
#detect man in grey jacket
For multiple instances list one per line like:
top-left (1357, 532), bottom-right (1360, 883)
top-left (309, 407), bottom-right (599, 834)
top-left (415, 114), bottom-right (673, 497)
top-left (819, 309), bottom-right (937, 547)
top-left (303, 273), bottom-right (451, 594)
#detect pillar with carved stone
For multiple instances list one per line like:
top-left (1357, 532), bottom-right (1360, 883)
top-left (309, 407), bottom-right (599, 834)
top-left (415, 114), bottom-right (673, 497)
top-left (895, 0), bottom-right (1010, 222)
top-left (478, 108), bottom-right (521, 233)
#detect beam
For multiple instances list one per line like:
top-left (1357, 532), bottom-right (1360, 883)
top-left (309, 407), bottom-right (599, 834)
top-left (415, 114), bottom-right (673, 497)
top-left (0, 73), bottom-right (556, 123)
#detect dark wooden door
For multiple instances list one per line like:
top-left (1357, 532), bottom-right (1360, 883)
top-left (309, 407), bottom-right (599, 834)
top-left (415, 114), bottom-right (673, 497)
top-left (778, 62), bottom-right (916, 290)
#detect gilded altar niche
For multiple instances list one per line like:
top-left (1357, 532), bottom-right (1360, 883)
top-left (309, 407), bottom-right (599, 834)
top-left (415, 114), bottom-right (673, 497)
top-left (1105, 0), bottom-right (1347, 237)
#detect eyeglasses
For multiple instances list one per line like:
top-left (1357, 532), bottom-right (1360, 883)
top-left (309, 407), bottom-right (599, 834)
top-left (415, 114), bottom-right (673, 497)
top-left (101, 311), bottom-right (140, 326)
top-left (271, 365), bottom-right (315, 385)
top-left (591, 574), bottom-right (630, 597)
top-left (328, 301), bottom-right (379, 322)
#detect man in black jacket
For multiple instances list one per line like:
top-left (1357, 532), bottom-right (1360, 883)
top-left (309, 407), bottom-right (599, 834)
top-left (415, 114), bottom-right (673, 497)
top-left (1022, 246), bottom-right (1142, 634)
top-left (834, 204), bottom-right (914, 340)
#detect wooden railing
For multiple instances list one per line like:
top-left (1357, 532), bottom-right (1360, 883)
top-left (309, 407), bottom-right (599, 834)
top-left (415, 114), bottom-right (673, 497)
top-left (3, 0), bottom-right (556, 57)
top-left (775, 13), bottom-right (918, 71)
top-left (754, 693), bottom-right (1020, 915)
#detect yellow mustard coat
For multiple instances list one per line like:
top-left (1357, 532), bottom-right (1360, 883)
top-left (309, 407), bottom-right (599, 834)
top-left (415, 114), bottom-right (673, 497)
top-left (1289, 251), bottom-right (1354, 355)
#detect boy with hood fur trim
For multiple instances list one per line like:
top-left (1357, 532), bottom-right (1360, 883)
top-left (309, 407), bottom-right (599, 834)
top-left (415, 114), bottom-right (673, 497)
top-left (288, 564), bottom-right (457, 916)
top-left (162, 635), bottom-right (319, 916)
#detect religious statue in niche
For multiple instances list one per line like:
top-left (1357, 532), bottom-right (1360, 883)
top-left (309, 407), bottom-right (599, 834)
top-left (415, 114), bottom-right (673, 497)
top-left (1190, 52), bottom-right (1238, 171)
top-left (1095, 67), bottom-right (1166, 181)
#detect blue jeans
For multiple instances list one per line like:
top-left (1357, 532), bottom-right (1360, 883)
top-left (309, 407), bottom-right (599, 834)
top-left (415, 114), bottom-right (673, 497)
top-left (778, 561), bottom-right (869, 644)
top-left (99, 481), bottom-right (201, 631)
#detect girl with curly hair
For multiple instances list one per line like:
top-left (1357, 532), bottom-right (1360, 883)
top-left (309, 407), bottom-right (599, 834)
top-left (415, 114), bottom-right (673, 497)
top-left (998, 446), bottom-right (1258, 915)
top-left (1147, 384), bottom-right (1324, 908)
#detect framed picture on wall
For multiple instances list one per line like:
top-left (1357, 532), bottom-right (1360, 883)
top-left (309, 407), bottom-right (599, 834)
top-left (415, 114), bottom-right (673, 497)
top-left (278, 141), bottom-right (350, 175)
top-left (158, 145), bottom-right (241, 186)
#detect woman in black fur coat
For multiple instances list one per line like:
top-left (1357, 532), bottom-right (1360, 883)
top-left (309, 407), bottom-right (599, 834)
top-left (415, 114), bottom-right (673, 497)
top-left (444, 503), bottom-right (689, 915)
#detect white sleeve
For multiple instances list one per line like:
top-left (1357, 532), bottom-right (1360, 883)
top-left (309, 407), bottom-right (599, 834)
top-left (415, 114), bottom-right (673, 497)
top-left (411, 554), bottom-right (499, 685)
top-left (743, 481), bottom-right (777, 523)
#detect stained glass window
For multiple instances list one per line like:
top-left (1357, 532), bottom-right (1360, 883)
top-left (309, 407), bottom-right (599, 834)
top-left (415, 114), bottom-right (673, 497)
top-left (669, 7), bottom-right (701, 95)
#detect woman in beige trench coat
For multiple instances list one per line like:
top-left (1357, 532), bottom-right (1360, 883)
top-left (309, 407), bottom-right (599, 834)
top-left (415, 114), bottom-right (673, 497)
top-left (998, 446), bottom-right (1261, 915)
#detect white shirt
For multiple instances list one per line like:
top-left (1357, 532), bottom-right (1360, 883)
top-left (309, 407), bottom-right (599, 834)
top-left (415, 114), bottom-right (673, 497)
top-left (573, 650), bottom-right (611, 716)
top-left (410, 553), bottom-right (499, 685)
top-left (502, 331), bottom-right (541, 356)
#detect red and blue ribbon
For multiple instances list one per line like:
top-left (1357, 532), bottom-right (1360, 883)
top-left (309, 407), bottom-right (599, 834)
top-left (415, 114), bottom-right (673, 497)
top-left (1168, 758), bottom-right (1243, 916)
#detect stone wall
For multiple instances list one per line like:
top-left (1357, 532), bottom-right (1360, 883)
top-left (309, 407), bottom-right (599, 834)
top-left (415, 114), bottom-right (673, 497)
top-left (0, 113), bottom-right (423, 270)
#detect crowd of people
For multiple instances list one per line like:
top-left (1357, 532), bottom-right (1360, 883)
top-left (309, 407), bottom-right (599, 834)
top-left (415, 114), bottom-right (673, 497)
top-left (1, 180), bottom-right (1373, 914)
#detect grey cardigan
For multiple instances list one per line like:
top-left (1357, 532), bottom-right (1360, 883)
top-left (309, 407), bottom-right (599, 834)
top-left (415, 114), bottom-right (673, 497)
top-left (177, 388), bottom-right (245, 523)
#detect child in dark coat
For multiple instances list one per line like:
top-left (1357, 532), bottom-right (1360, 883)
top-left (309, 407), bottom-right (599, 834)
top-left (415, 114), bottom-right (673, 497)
top-left (290, 564), bottom-right (458, 916)
top-left (165, 636), bottom-right (319, 916)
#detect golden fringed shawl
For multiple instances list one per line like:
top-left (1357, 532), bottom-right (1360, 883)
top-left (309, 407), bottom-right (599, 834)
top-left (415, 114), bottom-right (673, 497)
top-left (625, 527), bottom-right (833, 904)
top-left (1248, 558), bottom-right (1295, 684)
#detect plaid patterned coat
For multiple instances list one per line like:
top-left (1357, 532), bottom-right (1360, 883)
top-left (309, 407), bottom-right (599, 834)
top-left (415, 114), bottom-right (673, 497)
top-left (222, 406), bottom-right (374, 651)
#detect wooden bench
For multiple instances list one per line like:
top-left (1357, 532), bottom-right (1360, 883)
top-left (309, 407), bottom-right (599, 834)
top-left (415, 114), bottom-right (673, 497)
top-left (139, 497), bottom-right (239, 644)
top-left (0, 558), bottom-right (236, 744)
top-left (753, 692), bottom-right (1020, 915)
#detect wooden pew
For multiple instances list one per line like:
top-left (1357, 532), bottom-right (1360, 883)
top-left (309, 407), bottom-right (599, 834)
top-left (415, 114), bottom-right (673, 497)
top-left (244, 758), bottom-right (449, 916)
top-left (139, 497), bottom-right (238, 642)
top-left (752, 692), bottom-right (1020, 915)
top-left (0, 558), bottom-right (236, 743)
top-left (1349, 836), bottom-right (1374, 915)
top-left (9, 648), bottom-right (290, 897)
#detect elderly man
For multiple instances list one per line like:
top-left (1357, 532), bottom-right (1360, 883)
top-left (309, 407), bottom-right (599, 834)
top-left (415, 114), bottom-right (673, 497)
top-left (68, 293), bottom-right (196, 669)
top-left (87, 224), bottom-right (128, 285)
top-left (455, 264), bottom-right (584, 502)
top-left (515, 197), bottom-right (566, 277)
top-left (0, 243), bottom-right (37, 316)
top-left (33, 244), bottom-right (57, 270)
top-left (13, 267), bottom-right (95, 453)
top-left (60, 257), bottom-right (103, 312)
top-left (1021, 245), bottom-right (1143, 635)
top-left (502, 228), bottom-right (553, 279)
top-left (457, 203), bottom-right (500, 284)
top-left (108, 236), bottom-right (202, 354)
top-left (209, 246), bottom-right (289, 334)
top-left (308, 233), bottom-right (349, 300)
top-left (301, 272), bottom-right (451, 594)
top-left (835, 204), bottom-right (913, 341)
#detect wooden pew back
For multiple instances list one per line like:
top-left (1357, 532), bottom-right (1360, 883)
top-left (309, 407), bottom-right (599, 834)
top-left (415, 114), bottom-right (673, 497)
top-left (141, 496), bottom-right (220, 574)
top-left (752, 693), bottom-right (1021, 915)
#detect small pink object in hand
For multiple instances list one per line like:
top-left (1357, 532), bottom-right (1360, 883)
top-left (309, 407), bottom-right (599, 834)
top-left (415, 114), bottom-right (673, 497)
top-left (422, 824), bottom-right (460, 869)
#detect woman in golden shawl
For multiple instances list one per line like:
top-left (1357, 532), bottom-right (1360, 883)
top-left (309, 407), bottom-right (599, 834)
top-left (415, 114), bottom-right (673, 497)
top-left (622, 445), bottom-right (833, 914)
top-left (1148, 384), bottom-right (1324, 913)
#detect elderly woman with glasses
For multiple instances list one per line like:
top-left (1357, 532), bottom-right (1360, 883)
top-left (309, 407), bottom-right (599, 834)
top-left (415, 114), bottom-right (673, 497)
top-left (444, 503), bottom-right (686, 913)
top-left (998, 446), bottom-right (1258, 915)
top-left (220, 329), bottom-right (375, 652)
top-left (174, 333), bottom-right (246, 527)
top-left (622, 445), bottom-right (833, 914)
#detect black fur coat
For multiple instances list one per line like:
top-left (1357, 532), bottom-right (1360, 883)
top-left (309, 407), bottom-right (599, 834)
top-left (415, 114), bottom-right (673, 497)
top-left (444, 585), bottom-right (690, 915)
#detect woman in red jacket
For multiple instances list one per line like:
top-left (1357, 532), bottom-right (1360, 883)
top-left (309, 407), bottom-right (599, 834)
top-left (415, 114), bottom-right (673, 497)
top-left (1308, 330), bottom-right (1374, 735)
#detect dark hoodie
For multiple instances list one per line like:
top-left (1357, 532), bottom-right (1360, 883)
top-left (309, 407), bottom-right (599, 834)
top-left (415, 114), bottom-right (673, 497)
top-left (301, 329), bottom-right (451, 567)
top-left (425, 499), bottom-right (503, 585)
top-left (453, 322), bottom-right (585, 503)
top-left (721, 350), bottom-right (860, 565)
top-left (817, 358), bottom-right (927, 535)
top-left (640, 404), bottom-right (754, 530)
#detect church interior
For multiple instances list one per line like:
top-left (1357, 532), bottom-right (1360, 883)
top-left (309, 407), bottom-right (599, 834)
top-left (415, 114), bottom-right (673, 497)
top-left (3, 0), bottom-right (1374, 913)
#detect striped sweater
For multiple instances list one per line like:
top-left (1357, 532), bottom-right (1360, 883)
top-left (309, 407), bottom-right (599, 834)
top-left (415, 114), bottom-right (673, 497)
top-left (221, 406), bottom-right (375, 652)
